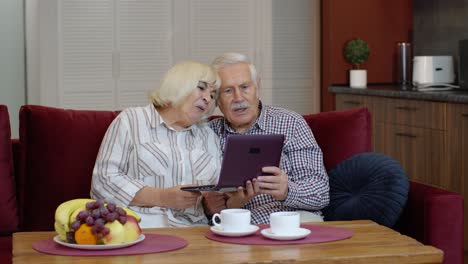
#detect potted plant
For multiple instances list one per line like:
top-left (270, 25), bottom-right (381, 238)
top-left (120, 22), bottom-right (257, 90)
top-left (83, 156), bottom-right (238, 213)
top-left (344, 38), bottom-right (370, 88)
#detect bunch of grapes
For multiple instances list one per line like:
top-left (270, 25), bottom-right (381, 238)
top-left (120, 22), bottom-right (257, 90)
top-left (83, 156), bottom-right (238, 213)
top-left (69, 199), bottom-right (127, 238)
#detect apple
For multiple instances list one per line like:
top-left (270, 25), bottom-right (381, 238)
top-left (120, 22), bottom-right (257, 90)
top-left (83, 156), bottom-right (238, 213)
top-left (102, 221), bottom-right (126, 244)
top-left (122, 215), bottom-right (142, 243)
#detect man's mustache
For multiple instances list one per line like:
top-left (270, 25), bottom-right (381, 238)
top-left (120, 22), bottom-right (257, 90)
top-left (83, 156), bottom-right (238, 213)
top-left (231, 101), bottom-right (250, 111)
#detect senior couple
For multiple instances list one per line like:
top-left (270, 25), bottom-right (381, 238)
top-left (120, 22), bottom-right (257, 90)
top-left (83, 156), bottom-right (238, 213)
top-left (90, 53), bottom-right (330, 228)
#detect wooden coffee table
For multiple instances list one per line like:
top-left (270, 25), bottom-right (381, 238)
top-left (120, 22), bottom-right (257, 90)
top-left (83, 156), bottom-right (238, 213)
top-left (12, 220), bottom-right (443, 264)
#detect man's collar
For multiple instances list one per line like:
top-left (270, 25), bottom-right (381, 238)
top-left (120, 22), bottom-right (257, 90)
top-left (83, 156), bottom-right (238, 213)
top-left (256, 101), bottom-right (267, 131)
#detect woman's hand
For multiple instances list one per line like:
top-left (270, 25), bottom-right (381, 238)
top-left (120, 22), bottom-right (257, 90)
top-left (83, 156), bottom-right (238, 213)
top-left (159, 185), bottom-right (202, 209)
top-left (225, 180), bottom-right (259, 208)
top-left (202, 192), bottom-right (226, 215)
top-left (256, 166), bottom-right (289, 201)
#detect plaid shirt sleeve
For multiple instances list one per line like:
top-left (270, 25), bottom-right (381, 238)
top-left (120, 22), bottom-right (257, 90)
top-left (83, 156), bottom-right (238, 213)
top-left (281, 117), bottom-right (330, 210)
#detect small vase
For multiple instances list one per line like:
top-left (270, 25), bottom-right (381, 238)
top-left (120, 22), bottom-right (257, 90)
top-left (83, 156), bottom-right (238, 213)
top-left (350, 69), bottom-right (367, 88)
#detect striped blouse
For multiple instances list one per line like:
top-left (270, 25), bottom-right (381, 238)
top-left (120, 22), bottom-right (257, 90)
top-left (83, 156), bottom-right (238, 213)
top-left (91, 104), bottom-right (222, 228)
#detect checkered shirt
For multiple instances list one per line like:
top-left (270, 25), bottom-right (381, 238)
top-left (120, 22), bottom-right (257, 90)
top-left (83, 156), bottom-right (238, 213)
top-left (209, 103), bottom-right (330, 224)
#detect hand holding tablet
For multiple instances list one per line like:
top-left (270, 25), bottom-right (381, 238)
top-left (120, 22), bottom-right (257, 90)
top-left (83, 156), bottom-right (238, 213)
top-left (181, 134), bottom-right (284, 192)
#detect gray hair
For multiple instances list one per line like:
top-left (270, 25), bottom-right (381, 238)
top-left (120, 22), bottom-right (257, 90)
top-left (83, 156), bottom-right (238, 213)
top-left (211, 52), bottom-right (258, 85)
top-left (149, 61), bottom-right (220, 109)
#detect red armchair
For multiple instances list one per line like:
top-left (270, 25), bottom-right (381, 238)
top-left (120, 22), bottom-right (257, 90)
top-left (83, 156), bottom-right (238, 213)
top-left (0, 105), bottom-right (18, 264)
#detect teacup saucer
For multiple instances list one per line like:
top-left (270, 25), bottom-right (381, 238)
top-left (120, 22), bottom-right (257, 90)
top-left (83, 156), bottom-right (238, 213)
top-left (210, 225), bottom-right (259, 237)
top-left (260, 227), bottom-right (311, 241)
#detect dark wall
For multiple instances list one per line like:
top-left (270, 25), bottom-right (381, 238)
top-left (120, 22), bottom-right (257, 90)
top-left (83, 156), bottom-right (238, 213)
top-left (413, 0), bottom-right (468, 65)
top-left (321, 0), bottom-right (413, 111)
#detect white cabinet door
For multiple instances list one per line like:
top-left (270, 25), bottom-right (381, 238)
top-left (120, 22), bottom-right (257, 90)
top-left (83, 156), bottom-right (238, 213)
top-left (268, 0), bottom-right (320, 114)
top-left (116, 0), bottom-right (172, 109)
top-left (27, 0), bottom-right (320, 113)
top-left (184, 0), bottom-right (256, 64)
top-left (59, 0), bottom-right (115, 109)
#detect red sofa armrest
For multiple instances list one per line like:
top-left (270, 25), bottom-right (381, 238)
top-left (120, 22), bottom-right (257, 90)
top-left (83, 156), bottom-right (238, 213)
top-left (11, 139), bottom-right (20, 183)
top-left (394, 181), bottom-right (464, 264)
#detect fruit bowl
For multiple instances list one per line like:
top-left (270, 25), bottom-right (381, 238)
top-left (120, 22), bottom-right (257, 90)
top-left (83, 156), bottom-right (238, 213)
top-left (54, 199), bottom-right (142, 246)
top-left (53, 234), bottom-right (145, 250)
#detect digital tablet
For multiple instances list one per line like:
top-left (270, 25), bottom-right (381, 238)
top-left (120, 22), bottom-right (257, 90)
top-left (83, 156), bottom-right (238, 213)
top-left (181, 134), bottom-right (284, 192)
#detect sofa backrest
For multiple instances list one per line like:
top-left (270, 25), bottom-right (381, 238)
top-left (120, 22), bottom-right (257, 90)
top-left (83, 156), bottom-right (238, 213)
top-left (0, 105), bottom-right (18, 235)
top-left (18, 105), bottom-right (119, 231)
top-left (303, 107), bottom-right (372, 171)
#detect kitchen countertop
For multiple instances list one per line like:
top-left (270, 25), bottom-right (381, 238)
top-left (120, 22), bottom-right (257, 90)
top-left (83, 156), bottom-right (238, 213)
top-left (329, 84), bottom-right (468, 104)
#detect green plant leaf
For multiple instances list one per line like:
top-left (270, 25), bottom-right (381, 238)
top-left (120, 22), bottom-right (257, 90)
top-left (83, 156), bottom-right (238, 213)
top-left (344, 39), bottom-right (370, 69)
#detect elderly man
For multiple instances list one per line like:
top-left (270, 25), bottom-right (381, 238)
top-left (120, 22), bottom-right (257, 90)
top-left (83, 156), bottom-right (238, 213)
top-left (203, 52), bottom-right (329, 224)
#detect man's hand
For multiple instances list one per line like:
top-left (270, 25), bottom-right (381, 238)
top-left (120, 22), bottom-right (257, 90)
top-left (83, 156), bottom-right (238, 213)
top-left (202, 192), bottom-right (227, 215)
top-left (225, 180), bottom-right (259, 208)
top-left (159, 185), bottom-right (202, 209)
top-left (256, 166), bottom-right (289, 201)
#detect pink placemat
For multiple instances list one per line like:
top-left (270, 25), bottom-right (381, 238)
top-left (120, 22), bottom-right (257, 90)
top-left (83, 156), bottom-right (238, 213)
top-left (206, 224), bottom-right (353, 245)
top-left (32, 234), bottom-right (187, 256)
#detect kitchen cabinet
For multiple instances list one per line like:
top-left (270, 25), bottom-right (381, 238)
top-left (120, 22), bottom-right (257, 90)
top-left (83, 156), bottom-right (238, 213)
top-left (335, 94), bottom-right (377, 150)
top-left (332, 85), bottom-right (468, 251)
top-left (335, 93), bottom-right (446, 185)
top-left (446, 103), bottom-right (468, 193)
top-left (335, 94), bottom-right (373, 110)
top-left (447, 103), bottom-right (468, 247)
top-left (377, 124), bottom-right (446, 185)
top-left (378, 98), bottom-right (446, 186)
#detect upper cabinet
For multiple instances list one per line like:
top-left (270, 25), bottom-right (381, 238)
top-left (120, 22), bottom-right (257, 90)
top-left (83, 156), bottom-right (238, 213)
top-left (26, 0), bottom-right (321, 114)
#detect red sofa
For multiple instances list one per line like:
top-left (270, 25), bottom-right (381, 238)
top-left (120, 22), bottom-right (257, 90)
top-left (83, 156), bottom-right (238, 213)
top-left (0, 104), bottom-right (463, 264)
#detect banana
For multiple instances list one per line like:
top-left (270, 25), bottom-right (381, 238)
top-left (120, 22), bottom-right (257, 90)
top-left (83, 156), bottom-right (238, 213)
top-left (54, 221), bottom-right (67, 241)
top-left (69, 205), bottom-right (87, 225)
top-left (54, 198), bottom-right (95, 233)
top-left (122, 207), bottom-right (141, 222)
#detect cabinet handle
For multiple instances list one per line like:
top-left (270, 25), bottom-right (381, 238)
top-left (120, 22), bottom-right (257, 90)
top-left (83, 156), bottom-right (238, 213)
top-left (395, 106), bottom-right (418, 111)
top-left (343, 101), bottom-right (362, 105)
top-left (395, 132), bottom-right (417, 138)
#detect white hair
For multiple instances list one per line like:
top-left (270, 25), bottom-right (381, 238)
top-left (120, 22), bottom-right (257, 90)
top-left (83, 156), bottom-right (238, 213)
top-left (211, 52), bottom-right (259, 85)
top-left (149, 61), bottom-right (220, 109)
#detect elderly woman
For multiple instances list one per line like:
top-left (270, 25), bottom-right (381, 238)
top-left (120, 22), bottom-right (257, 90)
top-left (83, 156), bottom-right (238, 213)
top-left (91, 61), bottom-right (222, 228)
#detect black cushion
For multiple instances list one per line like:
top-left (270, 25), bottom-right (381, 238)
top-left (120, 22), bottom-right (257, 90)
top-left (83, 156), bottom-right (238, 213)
top-left (323, 152), bottom-right (409, 227)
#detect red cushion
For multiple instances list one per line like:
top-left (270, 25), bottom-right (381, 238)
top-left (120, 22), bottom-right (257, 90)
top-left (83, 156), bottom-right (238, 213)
top-left (302, 107), bottom-right (372, 171)
top-left (0, 105), bottom-right (18, 234)
top-left (18, 105), bottom-right (119, 231)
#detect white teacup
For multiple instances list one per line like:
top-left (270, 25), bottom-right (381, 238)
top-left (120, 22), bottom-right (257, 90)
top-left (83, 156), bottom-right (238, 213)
top-left (212, 209), bottom-right (251, 232)
top-left (269, 211), bottom-right (301, 235)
